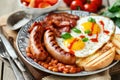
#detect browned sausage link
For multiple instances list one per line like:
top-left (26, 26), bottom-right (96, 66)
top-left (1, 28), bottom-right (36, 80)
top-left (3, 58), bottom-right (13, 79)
top-left (44, 30), bottom-right (76, 65)
top-left (29, 24), bottom-right (48, 61)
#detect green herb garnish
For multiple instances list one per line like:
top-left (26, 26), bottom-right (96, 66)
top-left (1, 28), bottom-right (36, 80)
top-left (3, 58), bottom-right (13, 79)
top-left (84, 30), bottom-right (91, 34)
top-left (72, 28), bottom-right (81, 33)
top-left (102, 0), bottom-right (120, 28)
top-left (82, 37), bottom-right (89, 42)
top-left (88, 17), bottom-right (96, 23)
top-left (61, 32), bottom-right (72, 39)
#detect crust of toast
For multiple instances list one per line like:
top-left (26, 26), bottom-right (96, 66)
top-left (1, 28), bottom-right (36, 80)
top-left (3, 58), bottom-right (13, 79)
top-left (116, 47), bottom-right (120, 55)
top-left (111, 34), bottom-right (120, 60)
top-left (76, 42), bottom-right (115, 71)
top-left (112, 34), bottom-right (120, 49)
top-left (84, 47), bottom-right (115, 71)
top-left (114, 48), bottom-right (120, 60)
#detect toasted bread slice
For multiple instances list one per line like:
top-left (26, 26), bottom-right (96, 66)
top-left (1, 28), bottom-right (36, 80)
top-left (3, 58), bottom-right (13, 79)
top-left (111, 34), bottom-right (120, 60)
top-left (76, 42), bottom-right (115, 71)
top-left (116, 47), bottom-right (120, 55)
top-left (112, 34), bottom-right (120, 49)
top-left (114, 54), bottom-right (120, 60)
top-left (114, 48), bottom-right (120, 60)
top-left (113, 34), bottom-right (120, 41)
top-left (84, 47), bottom-right (115, 71)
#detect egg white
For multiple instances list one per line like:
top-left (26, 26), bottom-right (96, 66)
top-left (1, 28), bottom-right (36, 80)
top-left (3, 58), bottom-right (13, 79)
top-left (56, 16), bottom-right (115, 57)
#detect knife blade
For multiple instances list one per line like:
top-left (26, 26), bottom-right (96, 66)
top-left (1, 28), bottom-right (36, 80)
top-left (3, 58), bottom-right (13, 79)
top-left (0, 28), bottom-right (34, 80)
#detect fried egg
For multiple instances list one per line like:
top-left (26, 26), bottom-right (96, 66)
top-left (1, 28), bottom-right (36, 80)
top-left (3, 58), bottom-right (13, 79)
top-left (56, 16), bottom-right (115, 57)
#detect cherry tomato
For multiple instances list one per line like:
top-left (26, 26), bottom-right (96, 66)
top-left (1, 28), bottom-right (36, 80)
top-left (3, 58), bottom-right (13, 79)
top-left (43, 0), bottom-right (58, 5)
top-left (63, 0), bottom-right (73, 6)
top-left (34, 0), bottom-right (43, 8)
top-left (38, 2), bottom-right (51, 8)
top-left (80, 0), bottom-right (86, 4)
top-left (84, 3), bottom-right (97, 13)
top-left (90, 0), bottom-right (102, 8)
top-left (70, 0), bottom-right (84, 10)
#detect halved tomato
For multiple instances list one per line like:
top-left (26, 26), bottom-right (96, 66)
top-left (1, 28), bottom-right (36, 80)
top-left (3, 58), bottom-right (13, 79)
top-left (43, 0), bottom-right (58, 5)
top-left (34, 0), bottom-right (43, 8)
top-left (38, 2), bottom-right (51, 8)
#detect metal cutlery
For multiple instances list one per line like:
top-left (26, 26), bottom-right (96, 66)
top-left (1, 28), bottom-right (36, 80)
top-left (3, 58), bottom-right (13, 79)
top-left (0, 27), bottom-right (34, 80)
top-left (7, 10), bottom-right (32, 30)
top-left (0, 37), bottom-right (25, 80)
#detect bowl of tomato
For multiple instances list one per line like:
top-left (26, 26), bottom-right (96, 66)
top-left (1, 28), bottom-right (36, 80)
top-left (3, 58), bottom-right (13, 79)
top-left (18, 0), bottom-right (61, 16)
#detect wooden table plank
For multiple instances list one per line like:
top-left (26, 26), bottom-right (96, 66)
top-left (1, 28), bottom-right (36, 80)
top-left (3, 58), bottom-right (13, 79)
top-left (0, 59), bottom-right (3, 80)
top-left (3, 63), bottom-right (16, 80)
top-left (0, 57), bottom-right (16, 80)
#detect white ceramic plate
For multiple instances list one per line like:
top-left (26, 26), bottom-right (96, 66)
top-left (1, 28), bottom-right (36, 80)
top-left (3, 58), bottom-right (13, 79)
top-left (16, 10), bottom-right (119, 76)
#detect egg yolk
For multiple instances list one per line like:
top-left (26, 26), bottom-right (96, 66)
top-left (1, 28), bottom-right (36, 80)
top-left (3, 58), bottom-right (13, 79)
top-left (81, 22), bottom-right (101, 34)
top-left (64, 38), bottom-right (85, 51)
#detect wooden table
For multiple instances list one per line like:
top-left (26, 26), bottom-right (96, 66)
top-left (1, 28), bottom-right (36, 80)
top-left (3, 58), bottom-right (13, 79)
top-left (0, 0), bottom-right (119, 80)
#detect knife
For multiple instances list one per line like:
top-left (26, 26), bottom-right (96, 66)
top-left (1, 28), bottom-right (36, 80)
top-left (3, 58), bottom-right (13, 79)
top-left (0, 37), bottom-right (25, 80)
top-left (0, 28), bottom-right (34, 80)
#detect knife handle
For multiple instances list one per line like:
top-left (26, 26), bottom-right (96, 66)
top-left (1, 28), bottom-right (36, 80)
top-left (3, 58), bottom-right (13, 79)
top-left (14, 59), bottom-right (34, 80)
top-left (14, 59), bottom-right (25, 71)
top-left (22, 70), bottom-right (35, 80)
top-left (7, 57), bottom-right (25, 80)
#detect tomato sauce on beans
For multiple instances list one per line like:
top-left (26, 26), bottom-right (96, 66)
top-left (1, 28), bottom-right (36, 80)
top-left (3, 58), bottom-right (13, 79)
top-left (26, 46), bottom-right (82, 73)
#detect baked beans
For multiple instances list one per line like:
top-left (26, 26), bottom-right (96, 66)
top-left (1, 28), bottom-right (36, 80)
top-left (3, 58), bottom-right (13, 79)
top-left (26, 52), bottom-right (82, 73)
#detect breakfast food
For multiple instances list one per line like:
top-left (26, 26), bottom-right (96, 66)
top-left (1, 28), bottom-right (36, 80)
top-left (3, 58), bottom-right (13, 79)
top-left (44, 29), bottom-right (76, 65)
top-left (26, 12), bottom-right (119, 73)
top-left (21, 0), bottom-right (58, 8)
top-left (76, 42), bottom-right (115, 71)
top-left (56, 16), bottom-right (115, 58)
top-left (29, 22), bottom-right (48, 61)
top-left (111, 34), bottom-right (120, 60)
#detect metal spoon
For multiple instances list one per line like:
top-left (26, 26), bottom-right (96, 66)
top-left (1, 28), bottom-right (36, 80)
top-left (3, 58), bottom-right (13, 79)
top-left (7, 10), bottom-right (32, 30)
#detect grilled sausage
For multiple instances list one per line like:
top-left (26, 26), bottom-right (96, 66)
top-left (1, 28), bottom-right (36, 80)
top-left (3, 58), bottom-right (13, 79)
top-left (44, 29), bottom-right (76, 64)
top-left (29, 23), bottom-right (48, 61)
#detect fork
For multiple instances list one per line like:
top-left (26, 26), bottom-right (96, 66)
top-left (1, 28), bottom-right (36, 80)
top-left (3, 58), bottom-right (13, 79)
top-left (0, 27), bottom-right (34, 80)
top-left (0, 37), bottom-right (25, 80)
